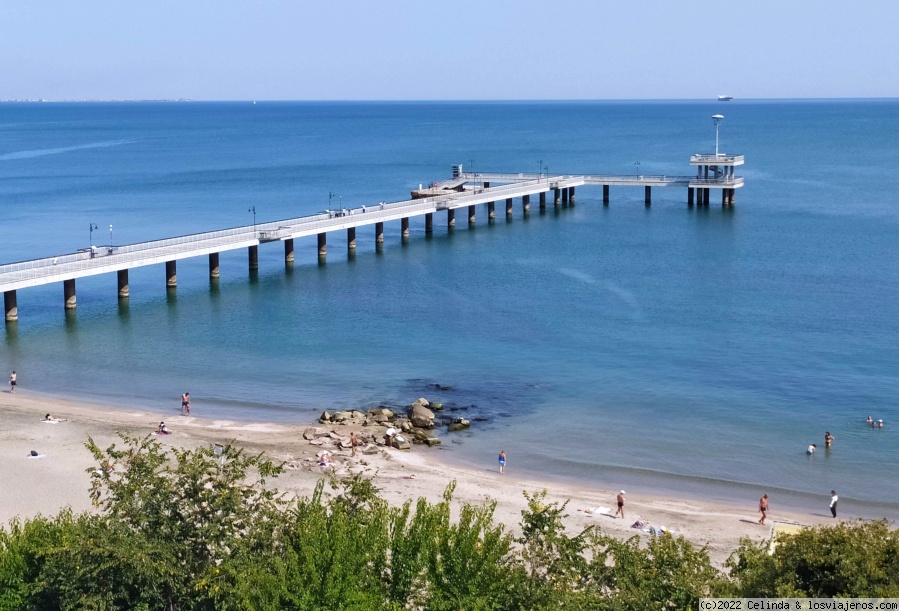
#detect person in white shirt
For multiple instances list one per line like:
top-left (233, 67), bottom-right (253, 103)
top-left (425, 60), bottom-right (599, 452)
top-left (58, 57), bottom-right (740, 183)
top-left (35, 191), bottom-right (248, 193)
top-left (830, 490), bottom-right (838, 518)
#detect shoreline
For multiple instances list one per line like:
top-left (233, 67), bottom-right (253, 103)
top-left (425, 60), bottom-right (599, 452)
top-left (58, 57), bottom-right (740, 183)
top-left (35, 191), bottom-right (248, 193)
top-left (1, 389), bottom-right (885, 567)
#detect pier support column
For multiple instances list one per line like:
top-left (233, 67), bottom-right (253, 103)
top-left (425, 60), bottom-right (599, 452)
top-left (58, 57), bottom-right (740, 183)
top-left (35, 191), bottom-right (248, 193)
top-left (539, 192), bottom-right (546, 211)
top-left (317, 233), bottom-right (327, 257)
top-left (401, 217), bottom-right (410, 238)
top-left (468, 205), bottom-right (476, 226)
top-left (522, 194), bottom-right (530, 213)
top-left (209, 252), bottom-right (221, 278)
top-left (721, 190), bottom-right (728, 206)
top-left (603, 185), bottom-right (610, 205)
top-left (248, 245), bottom-right (259, 271)
top-left (425, 213), bottom-right (433, 234)
top-left (375, 222), bottom-right (385, 243)
top-left (447, 209), bottom-right (455, 229)
top-left (347, 227), bottom-right (356, 251)
top-left (117, 269), bottom-right (129, 299)
top-left (553, 188), bottom-right (561, 205)
top-left (505, 198), bottom-right (513, 219)
top-left (729, 189), bottom-right (736, 205)
top-left (705, 188), bottom-right (711, 206)
top-left (687, 187), bottom-right (694, 207)
top-left (284, 239), bottom-right (294, 263)
top-left (568, 187), bottom-right (575, 203)
top-left (645, 186), bottom-right (652, 206)
top-left (562, 188), bottom-right (569, 206)
top-left (483, 182), bottom-right (490, 189)
top-left (4, 290), bottom-right (18, 322)
top-left (166, 261), bottom-right (177, 287)
top-left (64, 279), bottom-right (77, 310)
top-left (487, 201), bottom-right (495, 221)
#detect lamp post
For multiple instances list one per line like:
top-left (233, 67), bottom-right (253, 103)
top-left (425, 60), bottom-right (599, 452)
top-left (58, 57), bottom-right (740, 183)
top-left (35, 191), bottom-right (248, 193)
top-left (538, 159), bottom-right (543, 181)
top-left (89, 223), bottom-right (98, 247)
top-left (108, 224), bottom-right (113, 248)
top-left (248, 206), bottom-right (256, 233)
top-left (634, 161), bottom-right (641, 178)
top-left (711, 114), bottom-right (724, 157)
top-left (469, 158), bottom-right (475, 190)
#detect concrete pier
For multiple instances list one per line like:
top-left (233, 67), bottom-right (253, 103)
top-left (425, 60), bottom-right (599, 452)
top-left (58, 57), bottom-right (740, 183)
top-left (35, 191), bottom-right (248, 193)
top-left (603, 185), bottom-right (610, 205)
top-left (117, 269), bottom-right (129, 298)
top-left (468, 205), bottom-right (476, 226)
top-left (166, 261), bottom-right (177, 287)
top-left (425, 213), bottom-right (433, 234)
top-left (376, 222), bottom-right (385, 243)
top-left (248, 245), bottom-right (259, 271)
top-left (209, 252), bottom-right (221, 278)
top-left (554, 188), bottom-right (560, 205)
top-left (522, 194), bottom-right (530, 213)
top-left (347, 227), bottom-right (356, 251)
top-left (645, 186), bottom-right (652, 206)
top-left (401, 217), bottom-right (410, 238)
top-left (568, 187), bottom-right (575, 203)
top-left (487, 201), bottom-right (496, 220)
top-left (562, 188), bottom-right (569, 205)
top-left (284, 239), bottom-right (294, 263)
top-left (539, 192), bottom-right (546, 211)
top-left (4, 290), bottom-right (17, 322)
top-left (317, 233), bottom-right (327, 257)
top-left (687, 187), bottom-right (694, 206)
top-left (447, 209), bottom-right (455, 229)
top-left (505, 198), bottom-right (513, 218)
top-left (64, 279), bottom-right (76, 309)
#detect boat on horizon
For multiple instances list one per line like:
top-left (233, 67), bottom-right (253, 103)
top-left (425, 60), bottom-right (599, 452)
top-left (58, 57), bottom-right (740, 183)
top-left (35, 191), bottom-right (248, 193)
top-left (718, 95), bottom-right (734, 102)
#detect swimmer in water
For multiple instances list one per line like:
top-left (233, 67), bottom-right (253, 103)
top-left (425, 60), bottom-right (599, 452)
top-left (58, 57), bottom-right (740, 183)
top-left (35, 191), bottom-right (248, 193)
top-left (867, 416), bottom-right (873, 425)
top-left (807, 444), bottom-right (817, 455)
top-left (825, 432), bottom-right (834, 447)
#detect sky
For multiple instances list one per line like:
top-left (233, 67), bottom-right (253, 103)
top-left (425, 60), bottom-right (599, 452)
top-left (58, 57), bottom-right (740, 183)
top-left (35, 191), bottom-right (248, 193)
top-left (2, 0), bottom-right (897, 100)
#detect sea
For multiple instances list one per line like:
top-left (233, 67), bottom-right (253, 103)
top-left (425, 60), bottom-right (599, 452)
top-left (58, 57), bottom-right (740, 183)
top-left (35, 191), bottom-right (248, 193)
top-left (1, 100), bottom-right (898, 519)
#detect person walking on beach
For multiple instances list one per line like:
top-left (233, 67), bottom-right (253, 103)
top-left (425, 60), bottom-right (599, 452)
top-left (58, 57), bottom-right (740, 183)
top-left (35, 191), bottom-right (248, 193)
top-left (830, 490), bottom-right (838, 518)
top-left (824, 432), bottom-right (834, 448)
top-left (615, 491), bottom-right (626, 519)
top-left (498, 450), bottom-right (506, 474)
top-left (350, 432), bottom-right (358, 457)
top-left (181, 392), bottom-right (190, 416)
top-left (758, 494), bottom-right (769, 525)
top-left (9, 371), bottom-right (16, 393)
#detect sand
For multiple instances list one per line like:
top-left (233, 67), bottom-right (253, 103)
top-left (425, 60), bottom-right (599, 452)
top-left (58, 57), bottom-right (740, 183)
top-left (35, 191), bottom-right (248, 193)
top-left (0, 389), bottom-right (845, 567)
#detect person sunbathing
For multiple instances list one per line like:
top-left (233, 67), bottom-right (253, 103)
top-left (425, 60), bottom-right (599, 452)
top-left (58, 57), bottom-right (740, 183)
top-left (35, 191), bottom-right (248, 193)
top-left (41, 414), bottom-right (66, 423)
top-left (155, 421), bottom-right (171, 435)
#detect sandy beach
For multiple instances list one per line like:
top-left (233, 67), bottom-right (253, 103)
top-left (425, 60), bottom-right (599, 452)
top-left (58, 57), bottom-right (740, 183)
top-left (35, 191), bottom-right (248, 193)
top-left (0, 389), bottom-right (852, 567)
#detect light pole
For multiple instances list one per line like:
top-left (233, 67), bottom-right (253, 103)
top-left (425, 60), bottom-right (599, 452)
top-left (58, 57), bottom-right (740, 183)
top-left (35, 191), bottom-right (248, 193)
top-left (108, 224), bottom-right (113, 248)
top-left (89, 223), bottom-right (98, 247)
top-left (712, 114), bottom-right (724, 157)
top-left (634, 161), bottom-right (641, 178)
top-left (538, 159), bottom-right (543, 181)
top-left (248, 206), bottom-right (256, 233)
top-left (469, 158), bottom-right (475, 190)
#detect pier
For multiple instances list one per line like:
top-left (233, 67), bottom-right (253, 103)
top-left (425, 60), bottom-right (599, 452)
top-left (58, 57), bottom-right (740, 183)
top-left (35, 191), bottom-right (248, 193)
top-left (1, 153), bottom-right (743, 323)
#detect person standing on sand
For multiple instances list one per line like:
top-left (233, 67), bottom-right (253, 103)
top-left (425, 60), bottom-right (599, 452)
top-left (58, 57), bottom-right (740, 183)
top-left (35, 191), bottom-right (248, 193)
top-left (830, 490), bottom-right (838, 518)
top-left (498, 450), bottom-right (506, 474)
top-left (615, 491), bottom-right (626, 519)
top-left (758, 494), bottom-right (768, 525)
top-left (350, 432), bottom-right (358, 457)
top-left (9, 371), bottom-right (16, 393)
top-left (181, 392), bottom-right (190, 416)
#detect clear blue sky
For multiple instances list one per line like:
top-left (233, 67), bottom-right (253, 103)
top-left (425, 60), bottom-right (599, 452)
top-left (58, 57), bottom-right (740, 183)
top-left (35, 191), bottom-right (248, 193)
top-left (3, 0), bottom-right (897, 100)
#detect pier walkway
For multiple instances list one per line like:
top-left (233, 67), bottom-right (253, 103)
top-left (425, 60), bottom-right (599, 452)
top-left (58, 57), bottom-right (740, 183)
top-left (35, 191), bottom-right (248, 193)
top-left (1, 153), bottom-right (743, 322)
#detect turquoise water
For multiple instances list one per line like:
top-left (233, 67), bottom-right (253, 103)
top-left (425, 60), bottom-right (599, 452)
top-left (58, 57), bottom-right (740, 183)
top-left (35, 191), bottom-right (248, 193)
top-left (1, 101), bottom-right (898, 516)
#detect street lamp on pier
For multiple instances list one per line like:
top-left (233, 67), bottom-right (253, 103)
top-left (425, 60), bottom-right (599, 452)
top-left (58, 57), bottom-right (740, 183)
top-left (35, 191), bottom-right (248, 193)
top-left (711, 114), bottom-right (724, 157)
top-left (248, 206), bottom-right (256, 233)
top-left (89, 223), bottom-right (98, 247)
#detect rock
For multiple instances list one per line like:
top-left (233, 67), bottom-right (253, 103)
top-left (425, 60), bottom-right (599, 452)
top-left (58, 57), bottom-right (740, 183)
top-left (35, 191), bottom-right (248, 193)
top-left (433, 384), bottom-right (453, 391)
top-left (447, 418), bottom-right (470, 433)
top-left (303, 427), bottom-right (317, 440)
top-left (362, 444), bottom-right (380, 455)
top-left (331, 410), bottom-right (351, 423)
top-left (409, 399), bottom-right (435, 428)
top-left (320, 411), bottom-right (331, 422)
top-left (429, 402), bottom-right (444, 411)
top-left (400, 420), bottom-right (413, 432)
top-left (309, 439), bottom-right (324, 446)
top-left (391, 435), bottom-right (411, 450)
top-left (473, 417), bottom-right (489, 422)
top-left (368, 407), bottom-right (395, 422)
top-left (339, 439), bottom-right (352, 449)
top-left (424, 437), bottom-right (441, 447)
top-left (314, 428), bottom-right (331, 438)
top-left (412, 429), bottom-right (430, 442)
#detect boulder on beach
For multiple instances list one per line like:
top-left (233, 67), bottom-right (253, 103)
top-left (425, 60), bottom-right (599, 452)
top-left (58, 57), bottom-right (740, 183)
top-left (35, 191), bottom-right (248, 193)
top-left (424, 437), bottom-right (441, 447)
top-left (447, 417), bottom-right (470, 433)
top-left (391, 435), bottom-right (411, 450)
top-left (368, 407), bottom-right (395, 422)
top-left (409, 398), bottom-right (435, 428)
top-left (319, 411), bottom-right (331, 423)
top-left (302, 428), bottom-right (317, 440)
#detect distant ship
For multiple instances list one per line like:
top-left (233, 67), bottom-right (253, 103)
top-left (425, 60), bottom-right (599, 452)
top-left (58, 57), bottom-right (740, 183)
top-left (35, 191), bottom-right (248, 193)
top-left (718, 95), bottom-right (733, 102)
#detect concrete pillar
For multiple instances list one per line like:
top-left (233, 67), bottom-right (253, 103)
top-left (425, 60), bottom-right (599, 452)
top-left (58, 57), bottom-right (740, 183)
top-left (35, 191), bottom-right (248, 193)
top-left (487, 201), bottom-right (495, 220)
top-left (522, 194), bottom-right (530, 213)
top-left (64, 279), bottom-right (77, 310)
top-left (4, 290), bottom-right (18, 322)
top-left (721, 189), bottom-right (727, 206)
top-left (687, 187), bottom-right (694, 206)
top-left (562, 188), bottom-right (569, 205)
top-left (553, 188), bottom-right (561, 204)
top-left (447, 209), bottom-right (455, 229)
top-left (317, 233), bottom-right (327, 257)
top-left (603, 185), bottom-right (610, 205)
top-left (347, 227), bottom-right (356, 251)
top-left (209, 252), bottom-right (221, 277)
top-left (284, 239), bottom-right (294, 263)
top-left (483, 182), bottom-right (490, 188)
top-left (248, 245), bottom-right (259, 271)
top-left (568, 187), bottom-right (575, 203)
top-left (645, 186), bottom-right (652, 205)
top-left (425, 213), bottom-right (433, 233)
top-left (401, 217), bottom-right (410, 238)
top-left (468, 205), bottom-right (476, 226)
top-left (166, 261), bottom-right (177, 287)
top-left (117, 269), bottom-right (129, 299)
top-left (505, 198), bottom-right (513, 218)
top-left (729, 189), bottom-right (736, 205)
top-left (539, 192), bottom-right (546, 211)
top-left (704, 188), bottom-right (710, 206)
top-left (376, 222), bottom-right (385, 243)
